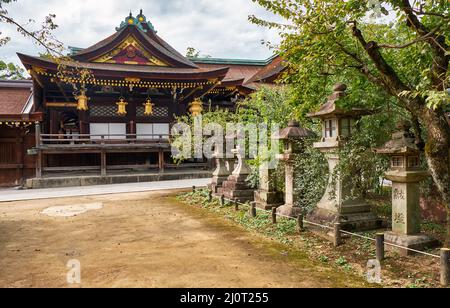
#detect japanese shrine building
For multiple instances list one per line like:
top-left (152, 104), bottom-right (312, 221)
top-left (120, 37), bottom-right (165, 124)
top-left (0, 10), bottom-right (284, 187)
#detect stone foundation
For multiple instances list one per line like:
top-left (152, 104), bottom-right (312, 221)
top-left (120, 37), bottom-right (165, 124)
top-left (254, 190), bottom-right (283, 210)
top-left (277, 205), bottom-right (302, 218)
top-left (208, 175), bottom-right (228, 196)
top-left (221, 174), bottom-right (254, 203)
top-left (26, 170), bottom-right (212, 189)
top-left (384, 232), bottom-right (440, 256)
top-left (306, 207), bottom-right (384, 232)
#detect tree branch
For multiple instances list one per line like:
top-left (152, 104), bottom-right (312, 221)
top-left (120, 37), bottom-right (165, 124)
top-left (0, 13), bottom-right (63, 56)
top-left (335, 40), bottom-right (388, 89)
top-left (412, 5), bottom-right (450, 20)
top-left (377, 24), bottom-right (443, 49)
top-left (398, 0), bottom-right (449, 89)
top-left (348, 21), bottom-right (412, 98)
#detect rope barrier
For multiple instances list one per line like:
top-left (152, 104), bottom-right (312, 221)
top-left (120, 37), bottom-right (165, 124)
top-left (340, 230), bottom-right (377, 242)
top-left (383, 241), bottom-right (440, 259)
top-left (205, 192), bottom-right (442, 260)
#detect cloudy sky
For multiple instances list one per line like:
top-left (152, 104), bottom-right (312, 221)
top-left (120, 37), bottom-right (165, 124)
top-left (1, 0), bottom-right (283, 67)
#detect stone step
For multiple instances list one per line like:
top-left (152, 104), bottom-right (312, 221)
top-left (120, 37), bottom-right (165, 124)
top-left (340, 203), bottom-right (371, 214)
top-left (223, 189), bottom-right (255, 199)
top-left (222, 180), bottom-right (251, 191)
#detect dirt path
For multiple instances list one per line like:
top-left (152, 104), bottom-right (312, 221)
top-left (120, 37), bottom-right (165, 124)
top-left (0, 190), bottom-right (369, 288)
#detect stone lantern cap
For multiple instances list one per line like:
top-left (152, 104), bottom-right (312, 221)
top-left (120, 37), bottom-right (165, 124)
top-left (272, 120), bottom-right (314, 140)
top-left (374, 121), bottom-right (421, 155)
top-left (307, 83), bottom-right (374, 119)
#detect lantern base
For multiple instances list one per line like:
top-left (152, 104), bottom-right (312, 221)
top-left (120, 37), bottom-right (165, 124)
top-left (221, 174), bottom-right (254, 203)
top-left (208, 175), bottom-right (229, 196)
top-left (254, 190), bottom-right (283, 210)
top-left (306, 208), bottom-right (384, 232)
top-left (384, 232), bottom-right (440, 256)
top-left (277, 205), bottom-right (302, 218)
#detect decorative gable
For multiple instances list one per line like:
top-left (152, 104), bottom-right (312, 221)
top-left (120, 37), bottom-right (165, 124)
top-left (92, 35), bottom-right (168, 66)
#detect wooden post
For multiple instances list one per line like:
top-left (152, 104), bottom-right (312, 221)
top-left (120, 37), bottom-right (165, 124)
top-left (272, 207), bottom-right (277, 224)
top-left (440, 248), bottom-right (450, 287)
top-left (34, 122), bottom-right (43, 178)
top-left (250, 202), bottom-right (257, 218)
top-left (35, 121), bottom-right (41, 147)
top-left (220, 195), bottom-right (225, 207)
top-left (208, 190), bottom-right (213, 202)
top-left (333, 223), bottom-right (342, 247)
top-left (297, 214), bottom-right (304, 233)
top-left (158, 149), bottom-right (165, 173)
top-left (129, 120), bottom-right (135, 143)
top-left (376, 233), bottom-right (385, 262)
top-left (100, 150), bottom-right (107, 177)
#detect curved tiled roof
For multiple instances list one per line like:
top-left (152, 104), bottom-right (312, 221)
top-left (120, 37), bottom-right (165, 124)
top-left (72, 25), bottom-right (198, 69)
top-left (18, 53), bottom-right (229, 80)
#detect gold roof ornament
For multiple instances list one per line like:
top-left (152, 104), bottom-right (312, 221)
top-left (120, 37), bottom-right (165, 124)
top-left (143, 98), bottom-right (154, 116)
top-left (116, 97), bottom-right (128, 116)
top-left (189, 98), bottom-right (203, 117)
top-left (75, 88), bottom-right (89, 111)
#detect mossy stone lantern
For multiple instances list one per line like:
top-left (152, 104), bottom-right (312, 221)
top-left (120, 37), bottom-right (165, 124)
top-left (220, 131), bottom-right (254, 203)
top-left (273, 121), bottom-right (314, 217)
top-left (306, 83), bottom-right (381, 231)
top-left (309, 83), bottom-right (372, 147)
top-left (374, 121), bottom-right (438, 255)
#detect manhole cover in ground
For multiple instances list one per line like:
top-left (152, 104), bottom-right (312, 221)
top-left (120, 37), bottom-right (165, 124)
top-left (41, 203), bottom-right (103, 217)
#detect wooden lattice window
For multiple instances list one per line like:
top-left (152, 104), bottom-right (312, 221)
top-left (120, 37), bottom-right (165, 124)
top-left (136, 106), bottom-right (169, 118)
top-left (90, 105), bottom-right (121, 117)
top-left (391, 156), bottom-right (404, 168)
top-left (408, 156), bottom-right (420, 168)
top-left (324, 119), bottom-right (336, 138)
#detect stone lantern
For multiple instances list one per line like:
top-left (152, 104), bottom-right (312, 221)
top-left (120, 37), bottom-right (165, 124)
top-left (221, 132), bottom-right (254, 203)
top-left (273, 121), bottom-right (314, 217)
top-left (254, 164), bottom-right (283, 210)
top-left (374, 121), bottom-right (438, 254)
top-left (307, 83), bottom-right (381, 231)
top-left (209, 143), bottom-right (235, 196)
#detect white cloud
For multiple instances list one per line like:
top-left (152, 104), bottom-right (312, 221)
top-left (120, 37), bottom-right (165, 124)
top-left (0, 0), bottom-right (283, 66)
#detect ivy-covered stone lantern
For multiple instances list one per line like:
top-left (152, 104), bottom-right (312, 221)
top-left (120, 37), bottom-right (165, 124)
top-left (273, 120), bottom-right (314, 217)
top-left (307, 83), bottom-right (382, 231)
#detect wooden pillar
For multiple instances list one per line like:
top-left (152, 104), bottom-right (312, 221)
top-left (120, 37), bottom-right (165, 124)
top-left (79, 120), bottom-right (85, 135)
top-left (35, 122), bottom-right (41, 147)
top-left (158, 149), bottom-right (165, 172)
top-left (35, 122), bottom-right (42, 179)
top-left (16, 133), bottom-right (24, 185)
top-left (100, 150), bottom-right (107, 177)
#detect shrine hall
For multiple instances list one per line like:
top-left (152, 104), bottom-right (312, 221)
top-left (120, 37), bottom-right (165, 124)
top-left (0, 10), bottom-right (285, 187)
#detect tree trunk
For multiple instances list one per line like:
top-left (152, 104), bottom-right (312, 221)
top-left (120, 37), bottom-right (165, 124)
top-left (418, 107), bottom-right (450, 247)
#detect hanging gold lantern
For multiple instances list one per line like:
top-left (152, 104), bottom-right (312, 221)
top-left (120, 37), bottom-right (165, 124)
top-left (143, 98), bottom-right (154, 116)
top-left (75, 88), bottom-right (89, 111)
top-left (116, 97), bottom-right (128, 116)
top-left (189, 98), bottom-right (203, 117)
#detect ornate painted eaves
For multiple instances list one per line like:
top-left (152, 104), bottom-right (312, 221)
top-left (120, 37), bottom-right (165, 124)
top-left (92, 35), bottom-right (168, 66)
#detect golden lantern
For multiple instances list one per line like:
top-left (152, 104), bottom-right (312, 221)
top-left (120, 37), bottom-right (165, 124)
top-left (75, 88), bottom-right (89, 111)
top-left (143, 98), bottom-right (154, 116)
top-left (116, 97), bottom-right (128, 116)
top-left (189, 98), bottom-right (203, 117)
